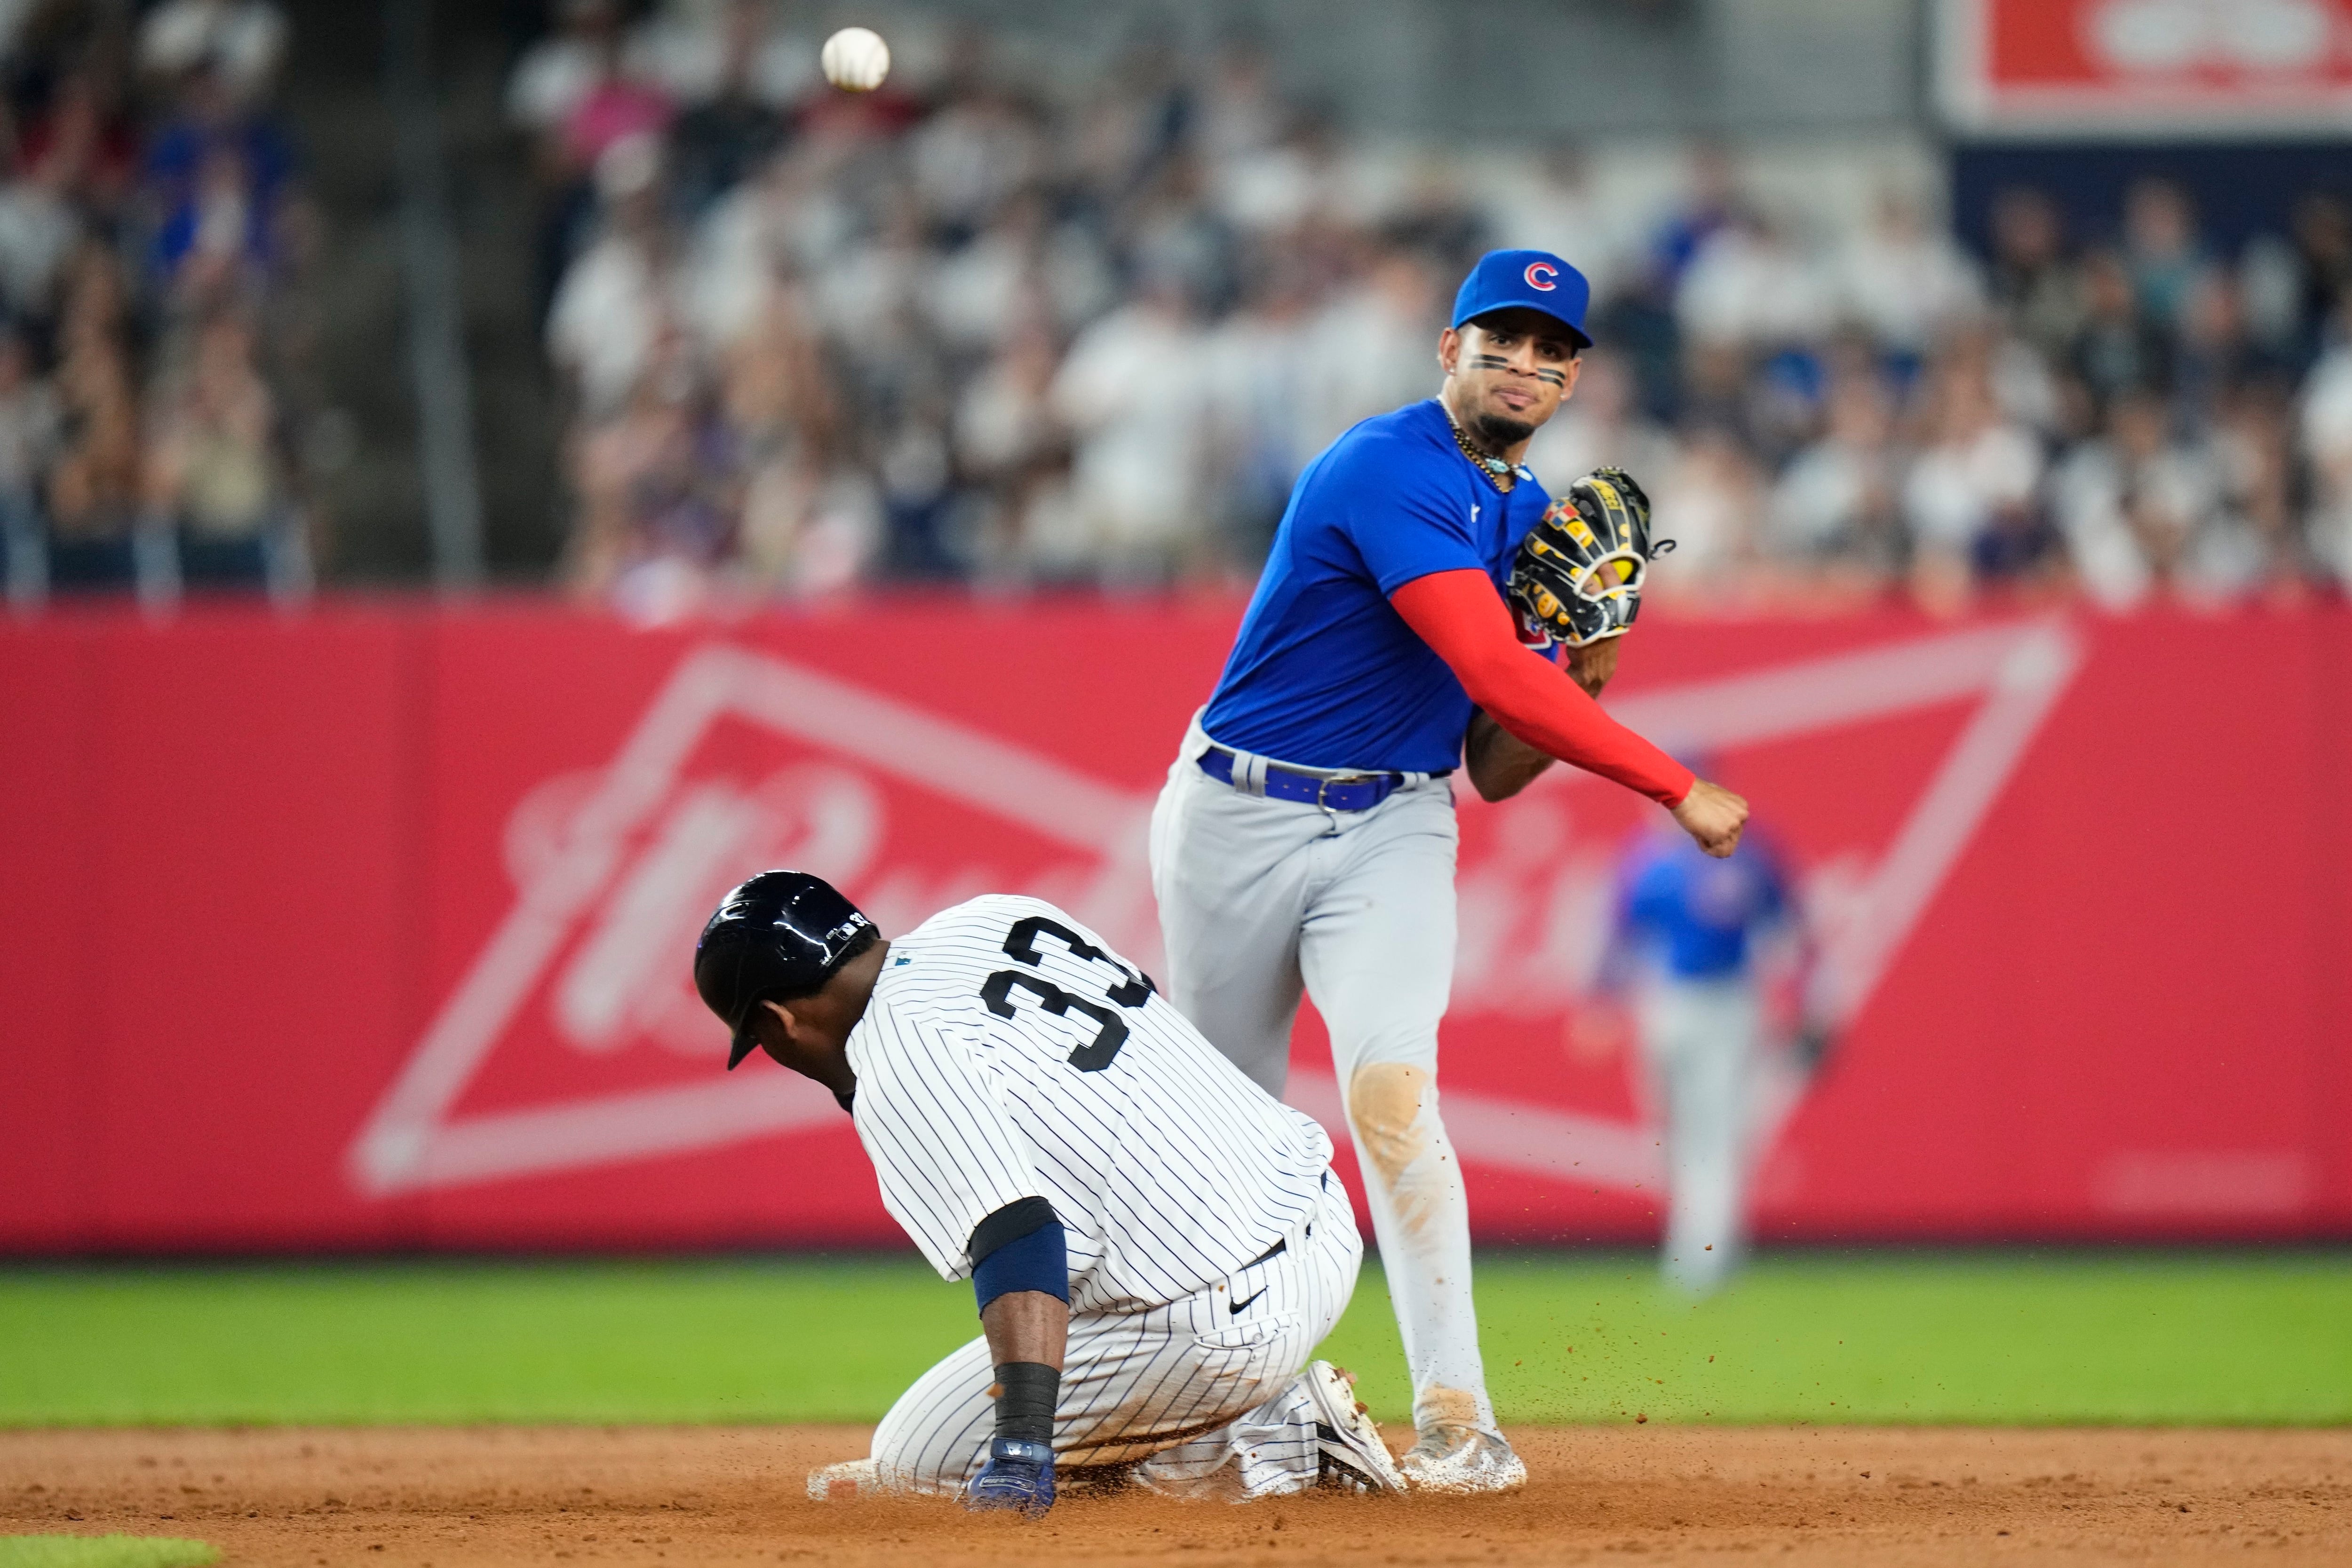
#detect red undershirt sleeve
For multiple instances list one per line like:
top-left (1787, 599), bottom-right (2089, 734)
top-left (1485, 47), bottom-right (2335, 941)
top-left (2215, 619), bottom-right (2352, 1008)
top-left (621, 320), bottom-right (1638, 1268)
top-left (1389, 568), bottom-right (1696, 807)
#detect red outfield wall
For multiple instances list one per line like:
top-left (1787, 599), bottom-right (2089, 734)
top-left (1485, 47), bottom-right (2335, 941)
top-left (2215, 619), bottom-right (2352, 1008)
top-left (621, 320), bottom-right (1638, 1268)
top-left (2, 599), bottom-right (2347, 1252)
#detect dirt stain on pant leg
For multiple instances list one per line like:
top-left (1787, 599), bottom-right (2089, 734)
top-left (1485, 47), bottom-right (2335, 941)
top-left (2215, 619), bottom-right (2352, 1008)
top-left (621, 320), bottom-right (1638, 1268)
top-left (1349, 1063), bottom-right (1439, 1239)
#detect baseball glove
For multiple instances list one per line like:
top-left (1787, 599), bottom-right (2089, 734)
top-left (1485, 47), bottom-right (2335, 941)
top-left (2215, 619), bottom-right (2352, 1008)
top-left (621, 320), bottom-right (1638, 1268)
top-left (1508, 467), bottom-right (1671, 647)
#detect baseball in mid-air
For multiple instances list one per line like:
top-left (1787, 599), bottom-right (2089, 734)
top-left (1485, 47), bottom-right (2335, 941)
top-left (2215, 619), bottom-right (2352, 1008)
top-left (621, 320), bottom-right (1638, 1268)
top-left (820, 26), bottom-right (890, 91)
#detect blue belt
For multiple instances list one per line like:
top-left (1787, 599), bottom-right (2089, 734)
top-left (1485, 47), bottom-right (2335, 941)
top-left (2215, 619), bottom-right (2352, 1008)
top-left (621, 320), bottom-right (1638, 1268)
top-left (1199, 747), bottom-right (1421, 812)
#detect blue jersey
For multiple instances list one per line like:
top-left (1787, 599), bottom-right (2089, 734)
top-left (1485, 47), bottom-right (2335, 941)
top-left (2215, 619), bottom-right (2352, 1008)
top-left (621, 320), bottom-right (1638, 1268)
top-left (1201, 399), bottom-right (1554, 773)
top-left (1613, 830), bottom-right (1791, 981)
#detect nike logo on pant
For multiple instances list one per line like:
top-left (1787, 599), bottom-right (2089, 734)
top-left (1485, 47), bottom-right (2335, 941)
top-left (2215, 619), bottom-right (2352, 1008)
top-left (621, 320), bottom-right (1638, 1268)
top-left (1230, 1286), bottom-right (1269, 1315)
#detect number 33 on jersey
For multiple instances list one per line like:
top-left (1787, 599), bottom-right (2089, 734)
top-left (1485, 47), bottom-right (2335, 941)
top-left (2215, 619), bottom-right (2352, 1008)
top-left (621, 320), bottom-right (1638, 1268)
top-left (847, 894), bottom-right (1333, 1315)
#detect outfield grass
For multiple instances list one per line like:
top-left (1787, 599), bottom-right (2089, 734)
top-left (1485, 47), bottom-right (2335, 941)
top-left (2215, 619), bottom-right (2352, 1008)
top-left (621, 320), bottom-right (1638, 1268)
top-left (0, 1252), bottom-right (2344, 1428)
top-left (1340, 1252), bottom-right (2352, 1426)
top-left (0, 1539), bottom-right (217, 1568)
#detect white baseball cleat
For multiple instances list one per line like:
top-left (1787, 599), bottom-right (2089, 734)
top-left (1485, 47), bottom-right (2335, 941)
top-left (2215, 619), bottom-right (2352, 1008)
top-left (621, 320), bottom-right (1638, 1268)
top-left (1301, 1362), bottom-right (1406, 1495)
top-left (1397, 1425), bottom-right (1528, 1494)
top-left (806, 1457), bottom-right (881, 1500)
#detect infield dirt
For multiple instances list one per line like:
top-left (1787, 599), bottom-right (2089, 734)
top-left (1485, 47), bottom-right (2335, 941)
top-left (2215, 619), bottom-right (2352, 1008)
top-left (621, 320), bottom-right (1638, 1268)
top-left (2, 1426), bottom-right (2346, 1566)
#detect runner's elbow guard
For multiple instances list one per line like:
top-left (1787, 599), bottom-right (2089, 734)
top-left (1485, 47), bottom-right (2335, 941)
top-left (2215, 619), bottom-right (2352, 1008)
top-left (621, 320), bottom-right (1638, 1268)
top-left (969, 1196), bottom-right (1070, 1313)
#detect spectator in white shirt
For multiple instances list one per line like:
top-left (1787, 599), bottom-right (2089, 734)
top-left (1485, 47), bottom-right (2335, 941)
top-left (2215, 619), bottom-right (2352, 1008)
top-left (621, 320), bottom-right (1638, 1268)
top-left (1838, 190), bottom-right (1984, 358)
top-left (930, 190), bottom-right (1114, 352)
top-left (138, 0), bottom-right (286, 103)
top-left (1649, 423), bottom-right (1763, 600)
top-left (1489, 146), bottom-right (1627, 308)
top-left (1677, 209), bottom-right (1833, 352)
top-left (1903, 349), bottom-right (2045, 598)
top-left (2298, 297), bottom-right (2352, 585)
top-left (548, 136), bottom-right (685, 417)
top-left (1295, 248), bottom-right (1440, 454)
top-left (1768, 373), bottom-right (1904, 576)
top-left (2049, 389), bottom-right (2229, 608)
top-left (1049, 276), bottom-right (1212, 582)
top-left (0, 154), bottom-right (82, 323)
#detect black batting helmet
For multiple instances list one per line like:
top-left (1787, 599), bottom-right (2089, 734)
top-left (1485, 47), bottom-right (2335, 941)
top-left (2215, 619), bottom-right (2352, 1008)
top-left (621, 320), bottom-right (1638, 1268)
top-left (695, 870), bottom-right (876, 1069)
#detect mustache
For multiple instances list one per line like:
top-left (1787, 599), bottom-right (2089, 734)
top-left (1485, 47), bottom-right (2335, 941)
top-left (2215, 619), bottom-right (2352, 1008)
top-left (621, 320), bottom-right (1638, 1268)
top-left (1467, 353), bottom-right (1565, 388)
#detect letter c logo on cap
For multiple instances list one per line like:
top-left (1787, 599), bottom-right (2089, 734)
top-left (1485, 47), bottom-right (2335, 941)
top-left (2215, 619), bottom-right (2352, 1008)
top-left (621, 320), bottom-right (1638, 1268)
top-left (1524, 261), bottom-right (1559, 292)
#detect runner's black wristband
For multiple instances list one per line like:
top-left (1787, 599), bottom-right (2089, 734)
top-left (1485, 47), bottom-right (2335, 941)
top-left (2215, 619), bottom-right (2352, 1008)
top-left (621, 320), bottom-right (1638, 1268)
top-left (992, 1361), bottom-right (1058, 1447)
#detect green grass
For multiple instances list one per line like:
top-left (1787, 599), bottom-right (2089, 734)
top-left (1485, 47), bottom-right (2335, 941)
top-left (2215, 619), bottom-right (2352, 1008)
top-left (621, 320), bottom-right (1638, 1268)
top-left (1327, 1252), bottom-right (2352, 1426)
top-left (0, 1259), bottom-right (967, 1426)
top-left (0, 1252), bottom-right (2344, 1428)
top-left (0, 1538), bottom-right (217, 1568)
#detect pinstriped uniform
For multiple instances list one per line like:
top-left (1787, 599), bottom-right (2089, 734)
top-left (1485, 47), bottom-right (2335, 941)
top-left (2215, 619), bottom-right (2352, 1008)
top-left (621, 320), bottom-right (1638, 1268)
top-left (847, 895), bottom-right (1363, 1499)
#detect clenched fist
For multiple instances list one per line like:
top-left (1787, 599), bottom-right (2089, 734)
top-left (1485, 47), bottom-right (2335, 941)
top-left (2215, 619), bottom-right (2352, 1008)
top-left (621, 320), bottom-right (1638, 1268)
top-left (1670, 778), bottom-right (1748, 858)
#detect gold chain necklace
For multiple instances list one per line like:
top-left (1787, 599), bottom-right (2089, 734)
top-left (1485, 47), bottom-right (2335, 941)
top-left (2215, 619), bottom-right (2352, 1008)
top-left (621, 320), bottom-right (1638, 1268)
top-left (1441, 402), bottom-right (1517, 493)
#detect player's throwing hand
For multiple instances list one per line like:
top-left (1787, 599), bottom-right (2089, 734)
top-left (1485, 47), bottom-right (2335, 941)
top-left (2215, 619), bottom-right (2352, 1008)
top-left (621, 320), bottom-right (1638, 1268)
top-left (1563, 637), bottom-right (1620, 697)
top-left (1671, 778), bottom-right (1749, 858)
top-left (964, 1436), bottom-right (1056, 1517)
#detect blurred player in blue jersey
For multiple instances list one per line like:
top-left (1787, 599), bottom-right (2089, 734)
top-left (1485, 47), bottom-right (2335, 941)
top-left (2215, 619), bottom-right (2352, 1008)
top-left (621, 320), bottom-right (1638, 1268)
top-left (1588, 816), bottom-right (1817, 1295)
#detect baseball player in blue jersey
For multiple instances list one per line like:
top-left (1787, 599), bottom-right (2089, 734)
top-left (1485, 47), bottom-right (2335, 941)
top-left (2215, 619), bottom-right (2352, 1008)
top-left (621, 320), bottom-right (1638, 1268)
top-left (1151, 249), bottom-right (1750, 1491)
top-left (1590, 824), bottom-right (1809, 1294)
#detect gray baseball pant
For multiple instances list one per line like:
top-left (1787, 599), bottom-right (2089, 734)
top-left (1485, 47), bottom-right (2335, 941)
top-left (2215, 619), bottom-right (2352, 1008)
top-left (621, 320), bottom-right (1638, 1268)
top-left (1638, 973), bottom-right (1761, 1294)
top-left (1148, 711), bottom-right (1497, 1438)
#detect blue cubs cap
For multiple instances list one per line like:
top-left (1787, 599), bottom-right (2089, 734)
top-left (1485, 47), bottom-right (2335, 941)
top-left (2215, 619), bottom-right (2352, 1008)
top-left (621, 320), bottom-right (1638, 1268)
top-left (1451, 248), bottom-right (1592, 349)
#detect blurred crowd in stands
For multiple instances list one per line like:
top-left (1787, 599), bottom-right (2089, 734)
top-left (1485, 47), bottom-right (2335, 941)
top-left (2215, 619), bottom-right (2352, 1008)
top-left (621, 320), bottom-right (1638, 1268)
top-left (8, 1), bottom-right (2352, 615)
top-left (524, 0), bottom-right (2352, 618)
top-left (0, 0), bottom-right (312, 605)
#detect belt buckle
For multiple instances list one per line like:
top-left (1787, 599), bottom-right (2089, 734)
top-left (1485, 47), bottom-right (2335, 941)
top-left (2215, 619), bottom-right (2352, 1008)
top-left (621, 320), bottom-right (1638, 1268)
top-left (1316, 773), bottom-right (1375, 810)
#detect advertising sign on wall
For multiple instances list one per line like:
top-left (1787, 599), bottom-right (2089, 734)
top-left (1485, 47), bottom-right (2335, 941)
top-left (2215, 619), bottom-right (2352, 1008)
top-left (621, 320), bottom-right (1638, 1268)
top-left (1, 602), bottom-right (2346, 1253)
top-left (1939, 0), bottom-right (2352, 135)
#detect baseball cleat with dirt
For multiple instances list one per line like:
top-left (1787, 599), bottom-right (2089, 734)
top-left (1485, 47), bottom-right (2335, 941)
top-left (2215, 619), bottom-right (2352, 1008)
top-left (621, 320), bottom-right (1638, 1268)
top-left (1302, 1362), bottom-right (1407, 1494)
top-left (1397, 1425), bottom-right (1528, 1494)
